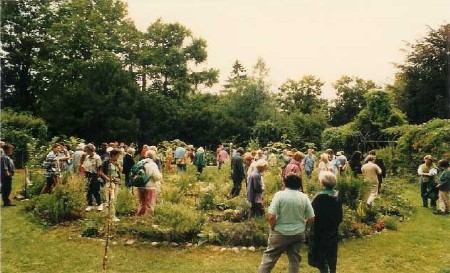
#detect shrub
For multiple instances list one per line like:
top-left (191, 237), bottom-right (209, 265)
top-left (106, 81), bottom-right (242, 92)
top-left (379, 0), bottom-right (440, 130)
top-left (26, 170), bottom-right (47, 197)
top-left (337, 174), bottom-right (368, 210)
top-left (25, 179), bottom-right (85, 225)
top-left (383, 217), bottom-right (398, 231)
top-left (198, 191), bottom-right (215, 211)
top-left (115, 187), bottom-right (138, 216)
top-left (204, 218), bottom-right (269, 246)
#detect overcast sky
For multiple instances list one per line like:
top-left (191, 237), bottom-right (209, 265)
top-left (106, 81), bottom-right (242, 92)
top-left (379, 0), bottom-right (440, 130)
top-left (124, 0), bottom-right (449, 99)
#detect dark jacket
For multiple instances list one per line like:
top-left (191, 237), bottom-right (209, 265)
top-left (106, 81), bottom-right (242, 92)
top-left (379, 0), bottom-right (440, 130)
top-left (312, 190), bottom-right (343, 234)
top-left (122, 153), bottom-right (135, 175)
top-left (231, 154), bottom-right (245, 180)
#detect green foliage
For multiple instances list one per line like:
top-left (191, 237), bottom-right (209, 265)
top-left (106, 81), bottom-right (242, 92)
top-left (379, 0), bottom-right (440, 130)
top-left (336, 174), bottom-right (368, 210)
top-left (394, 119), bottom-right (450, 171)
top-left (330, 75), bottom-right (378, 126)
top-left (204, 218), bottom-right (269, 246)
top-left (0, 110), bottom-right (48, 168)
top-left (115, 188), bottom-right (139, 216)
top-left (321, 123), bottom-right (361, 152)
top-left (122, 203), bottom-right (205, 243)
top-left (25, 180), bottom-right (85, 225)
top-left (277, 75), bottom-right (327, 114)
top-left (383, 217), bottom-right (398, 231)
top-left (198, 191), bottom-right (216, 211)
top-left (390, 24), bottom-right (450, 124)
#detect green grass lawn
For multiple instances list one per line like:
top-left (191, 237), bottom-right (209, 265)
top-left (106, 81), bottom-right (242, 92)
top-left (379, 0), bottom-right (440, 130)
top-left (1, 171), bottom-right (450, 273)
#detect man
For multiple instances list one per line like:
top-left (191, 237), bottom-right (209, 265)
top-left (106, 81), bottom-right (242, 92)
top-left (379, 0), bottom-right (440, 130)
top-left (1, 144), bottom-right (16, 206)
top-left (326, 149), bottom-right (341, 176)
top-left (368, 150), bottom-right (386, 194)
top-left (304, 149), bottom-right (316, 180)
top-left (417, 155), bottom-right (438, 208)
top-left (136, 150), bottom-right (162, 216)
top-left (361, 155), bottom-right (382, 205)
top-left (82, 144), bottom-right (103, 212)
top-left (247, 159), bottom-right (268, 217)
top-left (122, 147), bottom-right (136, 187)
top-left (257, 174), bottom-right (314, 273)
top-left (41, 143), bottom-right (63, 194)
top-left (230, 147), bottom-right (245, 197)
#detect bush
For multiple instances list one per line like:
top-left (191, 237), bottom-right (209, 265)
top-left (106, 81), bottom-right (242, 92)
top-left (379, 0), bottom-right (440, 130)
top-left (337, 174), bottom-right (368, 210)
top-left (115, 187), bottom-right (138, 216)
top-left (25, 179), bottom-right (85, 225)
top-left (118, 203), bottom-right (205, 243)
top-left (383, 217), bottom-right (398, 231)
top-left (204, 218), bottom-right (269, 246)
top-left (198, 191), bottom-right (215, 211)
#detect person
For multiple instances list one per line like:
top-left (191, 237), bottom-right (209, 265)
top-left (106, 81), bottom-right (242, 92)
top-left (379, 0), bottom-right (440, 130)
top-left (361, 155), bottom-right (382, 205)
top-left (243, 150), bottom-right (256, 184)
top-left (72, 143), bottom-right (85, 175)
top-left (217, 145), bottom-right (229, 171)
top-left (283, 151), bottom-right (304, 181)
top-left (148, 146), bottom-right (163, 171)
top-left (140, 145), bottom-right (149, 160)
top-left (257, 174), bottom-right (314, 273)
top-left (304, 149), bottom-right (316, 180)
top-left (82, 144), bottom-right (103, 212)
top-left (41, 143), bottom-right (63, 194)
top-left (318, 153), bottom-right (332, 175)
top-left (230, 147), bottom-right (245, 197)
top-left (1, 144), bottom-right (16, 206)
top-left (418, 155), bottom-right (438, 208)
top-left (165, 147), bottom-right (173, 172)
top-left (247, 159), bottom-right (268, 217)
top-left (174, 145), bottom-right (187, 174)
top-left (368, 150), bottom-right (386, 194)
top-left (309, 171), bottom-right (343, 273)
top-left (247, 150), bottom-right (264, 182)
top-left (136, 150), bottom-right (162, 216)
top-left (336, 151), bottom-right (347, 174)
top-left (326, 149), bottom-right (341, 175)
top-left (122, 147), bottom-right (136, 187)
top-left (98, 149), bottom-right (123, 222)
top-left (193, 147), bottom-right (206, 175)
top-left (0, 140), bottom-right (5, 156)
top-left (349, 151), bottom-right (363, 177)
top-left (434, 159), bottom-right (450, 215)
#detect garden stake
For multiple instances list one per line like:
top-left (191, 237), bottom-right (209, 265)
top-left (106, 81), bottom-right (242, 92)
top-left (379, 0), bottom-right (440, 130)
top-left (103, 174), bottom-right (114, 271)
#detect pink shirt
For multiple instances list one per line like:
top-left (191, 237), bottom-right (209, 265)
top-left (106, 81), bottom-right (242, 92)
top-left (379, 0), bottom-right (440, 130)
top-left (217, 150), bottom-right (229, 162)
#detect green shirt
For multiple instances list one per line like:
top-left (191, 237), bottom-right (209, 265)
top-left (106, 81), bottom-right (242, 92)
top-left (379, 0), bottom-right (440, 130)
top-left (268, 189), bottom-right (315, 235)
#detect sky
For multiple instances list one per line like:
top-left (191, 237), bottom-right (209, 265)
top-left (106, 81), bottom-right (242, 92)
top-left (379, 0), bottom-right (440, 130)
top-left (124, 0), bottom-right (450, 99)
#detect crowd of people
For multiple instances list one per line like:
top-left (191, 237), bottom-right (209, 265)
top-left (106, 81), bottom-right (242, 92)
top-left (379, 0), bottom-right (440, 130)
top-left (1, 139), bottom-right (449, 272)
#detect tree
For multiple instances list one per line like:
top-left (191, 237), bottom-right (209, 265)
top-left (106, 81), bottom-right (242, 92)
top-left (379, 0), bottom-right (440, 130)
top-left (277, 75), bottom-right (327, 114)
top-left (389, 24), bottom-right (450, 123)
top-left (0, 0), bottom-right (56, 114)
top-left (329, 75), bottom-right (378, 126)
top-left (139, 19), bottom-right (218, 98)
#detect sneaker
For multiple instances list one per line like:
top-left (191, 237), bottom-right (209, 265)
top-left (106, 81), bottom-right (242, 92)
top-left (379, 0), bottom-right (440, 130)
top-left (85, 206), bottom-right (94, 212)
top-left (97, 204), bottom-right (104, 211)
top-left (113, 217), bottom-right (120, 222)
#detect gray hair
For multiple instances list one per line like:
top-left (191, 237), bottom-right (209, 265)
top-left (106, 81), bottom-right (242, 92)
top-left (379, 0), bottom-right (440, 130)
top-left (127, 147), bottom-right (136, 154)
top-left (318, 171), bottom-right (337, 189)
top-left (145, 149), bottom-right (156, 159)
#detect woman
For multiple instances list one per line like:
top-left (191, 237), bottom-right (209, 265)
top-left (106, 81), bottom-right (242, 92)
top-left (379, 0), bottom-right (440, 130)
top-left (98, 149), bottom-right (123, 222)
top-left (122, 147), bottom-right (136, 187)
top-left (193, 147), bottom-right (206, 174)
top-left (434, 159), bottom-right (450, 215)
top-left (304, 149), bottom-right (316, 179)
top-left (247, 159), bottom-right (267, 217)
top-left (318, 153), bottom-right (332, 175)
top-left (309, 171), bottom-right (343, 273)
top-left (136, 150), bottom-right (162, 216)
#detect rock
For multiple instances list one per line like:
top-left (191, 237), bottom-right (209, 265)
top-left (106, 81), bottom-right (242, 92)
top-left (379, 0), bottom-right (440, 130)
top-left (151, 242), bottom-right (159, 246)
top-left (232, 247), bottom-right (239, 253)
top-left (186, 243), bottom-right (193, 247)
top-left (211, 246), bottom-right (221, 252)
top-left (248, 246), bottom-right (256, 252)
top-left (241, 247), bottom-right (247, 251)
top-left (125, 239), bottom-right (135, 246)
top-left (170, 242), bottom-right (179, 247)
top-left (220, 248), bottom-right (227, 252)
top-left (112, 242), bottom-right (118, 246)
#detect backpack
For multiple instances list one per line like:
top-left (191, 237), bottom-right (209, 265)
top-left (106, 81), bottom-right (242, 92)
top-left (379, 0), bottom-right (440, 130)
top-left (127, 160), bottom-right (149, 187)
